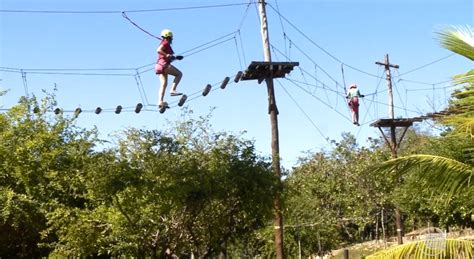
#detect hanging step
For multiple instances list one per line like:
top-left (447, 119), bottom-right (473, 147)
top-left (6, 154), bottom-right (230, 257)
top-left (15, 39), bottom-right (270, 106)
top-left (178, 95), bottom-right (187, 107)
top-left (74, 108), bottom-right (82, 116)
top-left (234, 71), bottom-right (243, 83)
top-left (202, 84), bottom-right (212, 96)
top-left (115, 105), bottom-right (122, 114)
top-left (220, 77), bottom-right (230, 89)
top-left (135, 103), bottom-right (143, 113)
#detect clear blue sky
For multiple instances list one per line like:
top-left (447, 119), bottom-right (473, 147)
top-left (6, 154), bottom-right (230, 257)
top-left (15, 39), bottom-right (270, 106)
top-left (1, 0), bottom-right (473, 168)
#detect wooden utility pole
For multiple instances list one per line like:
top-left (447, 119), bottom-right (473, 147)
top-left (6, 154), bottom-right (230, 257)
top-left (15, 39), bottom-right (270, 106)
top-left (240, 3), bottom-right (297, 257)
top-left (258, 0), bottom-right (285, 258)
top-left (376, 54), bottom-right (399, 119)
top-left (375, 54), bottom-right (404, 245)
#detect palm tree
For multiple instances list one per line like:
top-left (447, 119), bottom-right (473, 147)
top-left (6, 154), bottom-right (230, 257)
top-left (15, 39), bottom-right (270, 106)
top-left (367, 24), bottom-right (474, 259)
top-left (366, 238), bottom-right (473, 259)
top-left (437, 25), bottom-right (474, 137)
top-left (375, 25), bottom-right (473, 195)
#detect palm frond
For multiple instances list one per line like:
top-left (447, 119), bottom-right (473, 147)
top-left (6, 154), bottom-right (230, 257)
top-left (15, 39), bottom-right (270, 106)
top-left (453, 69), bottom-right (474, 86)
top-left (444, 118), bottom-right (474, 138)
top-left (436, 25), bottom-right (474, 61)
top-left (372, 154), bottom-right (473, 196)
top-left (366, 239), bottom-right (473, 259)
top-left (442, 85), bottom-right (474, 137)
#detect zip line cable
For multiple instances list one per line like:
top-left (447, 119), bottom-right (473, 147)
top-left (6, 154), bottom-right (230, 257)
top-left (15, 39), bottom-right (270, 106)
top-left (122, 12), bottom-right (161, 40)
top-left (180, 31), bottom-right (239, 56)
top-left (21, 70), bottom-right (30, 99)
top-left (137, 37), bottom-right (238, 75)
top-left (237, 1), bottom-right (253, 30)
top-left (153, 72), bottom-right (240, 109)
top-left (134, 74), bottom-right (146, 105)
top-left (237, 31), bottom-right (247, 65)
top-left (341, 64), bottom-right (348, 95)
top-left (312, 64), bottom-right (319, 95)
top-left (362, 98), bottom-right (419, 114)
top-left (283, 78), bottom-right (344, 96)
top-left (284, 38), bottom-right (346, 88)
top-left (234, 37), bottom-right (244, 70)
top-left (1, 71), bottom-right (241, 115)
top-left (2, 30), bottom-right (242, 112)
top-left (135, 71), bottom-right (150, 105)
top-left (397, 78), bottom-right (453, 86)
top-left (176, 37), bottom-right (237, 58)
top-left (405, 85), bottom-right (455, 92)
top-left (284, 78), bottom-right (352, 123)
top-left (340, 64), bottom-right (353, 116)
top-left (271, 44), bottom-right (333, 105)
top-left (395, 54), bottom-right (455, 77)
top-left (271, 45), bottom-right (334, 107)
top-left (274, 0), bottom-right (288, 58)
top-left (5, 67), bottom-right (136, 72)
top-left (367, 66), bottom-right (384, 120)
top-left (266, 3), bottom-right (380, 79)
top-left (234, 1), bottom-right (253, 66)
top-left (0, 31), bottom-right (241, 77)
top-left (272, 40), bottom-right (367, 118)
top-left (23, 71), bottom-right (134, 76)
top-left (0, 2), bottom-right (250, 14)
top-left (271, 3), bottom-right (450, 82)
top-left (266, 3), bottom-right (342, 63)
top-left (392, 79), bottom-right (409, 117)
top-left (356, 100), bottom-right (377, 140)
top-left (133, 31), bottom-right (241, 73)
top-left (276, 80), bottom-right (329, 142)
top-left (0, 67), bottom-right (134, 76)
top-left (270, 44), bottom-right (346, 96)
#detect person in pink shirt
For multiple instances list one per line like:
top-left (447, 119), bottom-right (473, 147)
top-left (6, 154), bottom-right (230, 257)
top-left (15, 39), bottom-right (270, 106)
top-left (155, 29), bottom-right (183, 108)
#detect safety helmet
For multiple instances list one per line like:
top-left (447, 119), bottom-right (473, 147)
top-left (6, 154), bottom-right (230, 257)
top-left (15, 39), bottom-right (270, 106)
top-left (349, 83), bottom-right (357, 89)
top-left (161, 29), bottom-right (173, 39)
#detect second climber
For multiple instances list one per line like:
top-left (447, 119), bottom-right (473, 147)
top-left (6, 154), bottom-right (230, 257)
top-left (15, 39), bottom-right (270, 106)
top-left (346, 83), bottom-right (365, 126)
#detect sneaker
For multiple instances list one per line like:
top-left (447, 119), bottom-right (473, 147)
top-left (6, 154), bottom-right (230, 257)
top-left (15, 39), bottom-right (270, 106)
top-left (158, 102), bottom-right (169, 109)
top-left (170, 92), bottom-right (183, 96)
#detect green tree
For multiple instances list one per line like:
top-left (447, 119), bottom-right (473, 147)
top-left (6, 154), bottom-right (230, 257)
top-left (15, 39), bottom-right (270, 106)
top-left (0, 94), bottom-right (98, 257)
top-left (281, 133), bottom-right (392, 256)
top-left (48, 110), bottom-right (277, 258)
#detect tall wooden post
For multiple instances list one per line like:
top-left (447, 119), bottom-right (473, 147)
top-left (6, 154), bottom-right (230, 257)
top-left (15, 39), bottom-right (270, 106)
top-left (376, 54), bottom-right (399, 119)
top-left (375, 54), bottom-right (403, 245)
top-left (258, 0), bottom-right (285, 258)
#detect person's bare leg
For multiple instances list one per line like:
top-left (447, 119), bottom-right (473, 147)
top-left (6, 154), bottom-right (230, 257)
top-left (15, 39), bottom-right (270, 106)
top-left (159, 73), bottom-right (168, 106)
top-left (164, 65), bottom-right (182, 93)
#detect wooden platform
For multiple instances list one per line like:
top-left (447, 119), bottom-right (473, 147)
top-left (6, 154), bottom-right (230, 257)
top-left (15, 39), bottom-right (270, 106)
top-left (370, 118), bottom-right (422, 128)
top-left (240, 61), bottom-right (299, 82)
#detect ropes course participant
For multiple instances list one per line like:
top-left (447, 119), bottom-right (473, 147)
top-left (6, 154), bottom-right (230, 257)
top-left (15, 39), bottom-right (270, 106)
top-left (155, 29), bottom-right (184, 110)
top-left (346, 83), bottom-right (365, 126)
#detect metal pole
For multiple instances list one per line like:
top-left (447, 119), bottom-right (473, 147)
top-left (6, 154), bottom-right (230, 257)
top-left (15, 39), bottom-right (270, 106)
top-left (257, 0), bottom-right (285, 258)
